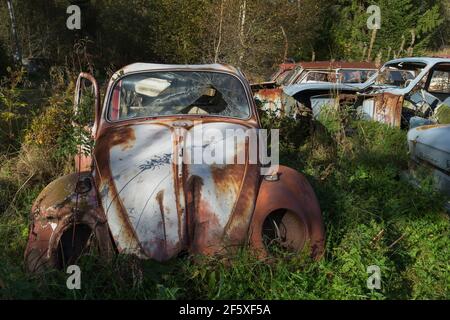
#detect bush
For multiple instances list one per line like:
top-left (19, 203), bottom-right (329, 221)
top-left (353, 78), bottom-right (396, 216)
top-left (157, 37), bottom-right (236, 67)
top-left (21, 87), bottom-right (75, 180)
top-left (0, 68), bottom-right (28, 149)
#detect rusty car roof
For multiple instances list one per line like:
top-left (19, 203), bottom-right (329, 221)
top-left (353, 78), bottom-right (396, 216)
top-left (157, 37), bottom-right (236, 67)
top-left (277, 62), bottom-right (296, 70)
top-left (296, 61), bottom-right (378, 70)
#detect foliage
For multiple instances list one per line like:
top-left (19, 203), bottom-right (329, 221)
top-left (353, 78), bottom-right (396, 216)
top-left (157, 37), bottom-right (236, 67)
top-left (434, 104), bottom-right (450, 124)
top-left (328, 0), bottom-right (446, 61)
top-left (0, 68), bottom-right (27, 149)
top-left (0, 0), bottom-right (449, 300)
top-left (0, 102), bottom-right (448, 299)
top-left (21, 78), bottom-right (93, 178)
top-left (0, 40), bottom-right (9, 77)
top-left (0, 1), bottom-right (447, 80)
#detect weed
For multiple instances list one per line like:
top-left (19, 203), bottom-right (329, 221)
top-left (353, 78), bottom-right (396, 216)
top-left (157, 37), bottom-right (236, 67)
top-left (0, 93), bottom-right (448, 300)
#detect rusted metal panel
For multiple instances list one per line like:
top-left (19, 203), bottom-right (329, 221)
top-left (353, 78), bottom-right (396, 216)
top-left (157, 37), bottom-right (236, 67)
top-left (24, 172), bottom-right (114, 272)
top-left (373, 93), bottom-right (403, 127)
top-left (94, 121), bottom-right (259, 260)
top-left (254, 88), bottom-right (300, 116)
top-left (75, 153), bottom-right (92, 172)
top-left (254, 88), bottom-right (284, 113)
top-left (249, 166), bottom-right (324, 259)
top-left (296, 61), bottom-right (377, 70)
top-left (355, 93), bottom-right (404, 127)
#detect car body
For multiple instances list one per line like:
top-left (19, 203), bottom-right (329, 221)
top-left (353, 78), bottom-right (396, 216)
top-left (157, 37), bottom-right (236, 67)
top-left (24, 63), bottom-right (325, 272)
top-left (269, 62), bottom-right (296, 85)
top-left (285, 57), bottom-right (450, 127)
top-left (252, 61), bottom-right (377, 116)
top-left (249, 62), bottom-right (296, 91)
top-left (405, 123), bottom-right (450, 212)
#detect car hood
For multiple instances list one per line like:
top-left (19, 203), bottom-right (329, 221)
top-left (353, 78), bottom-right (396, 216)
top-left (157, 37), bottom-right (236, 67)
top-left (94, 121), bottom-right (259, 261)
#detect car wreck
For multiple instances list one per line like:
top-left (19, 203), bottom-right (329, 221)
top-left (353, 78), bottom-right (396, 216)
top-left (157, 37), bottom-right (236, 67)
top-left (252, 61), bottom-right (377, 117)
top-left (24, 63), bottom-right (325, 272)
top-left (285, 57), bottom-right (450, 128)
top-left (406, 123), bottom-right (450, 212)
top-left (268, 61), bottom-right (296, 86)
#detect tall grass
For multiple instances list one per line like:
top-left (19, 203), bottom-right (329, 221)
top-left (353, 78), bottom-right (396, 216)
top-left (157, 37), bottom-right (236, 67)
top-left (0, 90), bottom-right (448, 299)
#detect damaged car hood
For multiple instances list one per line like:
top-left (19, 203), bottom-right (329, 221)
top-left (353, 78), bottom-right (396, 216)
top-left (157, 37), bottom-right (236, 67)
top-left (94, 121), bottom-right (259, 261)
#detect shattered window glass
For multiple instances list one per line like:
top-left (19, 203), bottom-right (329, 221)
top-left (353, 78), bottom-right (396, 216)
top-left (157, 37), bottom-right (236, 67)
top-left (274, 70), bottom-right (293, 85)
top-left (283, 66), bottom-right (303, 85)
top-left (375, 62), bottom-right (426, 88)
top-left (109, 71), bottom-right (251, 120)
top-left (428, 70), bottom-right (450, 94)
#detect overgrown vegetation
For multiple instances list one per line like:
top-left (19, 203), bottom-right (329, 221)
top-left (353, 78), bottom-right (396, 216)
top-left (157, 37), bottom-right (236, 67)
top-left (0, 0), bottom-right (449, 300)
top-left (0, 83), bottom-right (448, 299)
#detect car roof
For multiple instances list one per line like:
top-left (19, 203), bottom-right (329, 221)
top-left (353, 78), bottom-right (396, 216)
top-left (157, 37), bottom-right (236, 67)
top-left (115, 63), bottom-right (243, 77)
top-left (384, 57), bottom-right (450, 66)
top-left (296, 61), bottom-right (378, 70)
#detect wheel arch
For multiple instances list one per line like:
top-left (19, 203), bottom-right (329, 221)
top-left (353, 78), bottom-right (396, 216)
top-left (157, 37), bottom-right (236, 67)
top-left (24, 172), bottom-right (113, 272)
top-left (249, 165), bottom-right (325, 258)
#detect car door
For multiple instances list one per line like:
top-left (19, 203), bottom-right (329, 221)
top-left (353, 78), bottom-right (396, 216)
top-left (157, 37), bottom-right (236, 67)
top-left (73, 73), bottom-right (101, 172)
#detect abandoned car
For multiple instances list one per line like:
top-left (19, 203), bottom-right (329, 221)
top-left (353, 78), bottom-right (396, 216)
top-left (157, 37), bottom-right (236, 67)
top-left (24, 63), bottom-right (325, 272)
top-left (252, 61), bottom-right (377, 116)
top-left (406, 123), bottom-right (450, 212)
top-left (268, 61), bottom-right (296, 86)
top-left (285, 57), bottom-right (450, 127)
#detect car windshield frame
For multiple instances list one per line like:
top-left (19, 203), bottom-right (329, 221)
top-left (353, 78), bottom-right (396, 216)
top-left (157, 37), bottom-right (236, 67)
top-left (374, 61), bottom-right (427, 88)
top-left (106, 70), bottom-right (254, 122)
top-left (337, 68), bottom-right (377, 84)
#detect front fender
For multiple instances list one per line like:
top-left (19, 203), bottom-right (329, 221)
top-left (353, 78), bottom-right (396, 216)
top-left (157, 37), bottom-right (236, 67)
top-left (24, 172), bottom-right (114, 272)
top-left (249, 165), bottom-right (325, 258)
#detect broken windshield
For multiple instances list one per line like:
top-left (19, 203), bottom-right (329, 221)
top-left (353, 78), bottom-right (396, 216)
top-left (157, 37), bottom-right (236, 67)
top-left (375, 62), bottom-right (426, 88)
top-left (108, 71), bottom-right (251, 121)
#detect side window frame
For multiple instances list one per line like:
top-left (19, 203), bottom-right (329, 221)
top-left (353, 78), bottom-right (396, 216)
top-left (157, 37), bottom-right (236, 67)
top-left (426, 67), bottom-right (450, 94)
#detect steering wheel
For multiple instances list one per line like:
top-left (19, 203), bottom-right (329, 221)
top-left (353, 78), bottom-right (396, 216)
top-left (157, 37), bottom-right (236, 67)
top-left (403, 79), bottom-right (412, 88)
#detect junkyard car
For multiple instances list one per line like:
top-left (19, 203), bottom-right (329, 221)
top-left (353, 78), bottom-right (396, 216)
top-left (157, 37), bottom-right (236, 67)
top-left (406, 123), bottom-right (450, 212)
top-left (24, 63), bottom-right (325, 272)
top-left (253, 61), bottom-right (377, 116)
top-left (269, 61), bottom-right (296, 86)
top-left (285, 57), bottom-right (450, 127)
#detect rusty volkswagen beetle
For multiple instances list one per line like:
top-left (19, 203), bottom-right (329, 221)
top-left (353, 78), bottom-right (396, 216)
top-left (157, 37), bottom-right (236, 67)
top-left (25, 63), bottom-right (324, 272)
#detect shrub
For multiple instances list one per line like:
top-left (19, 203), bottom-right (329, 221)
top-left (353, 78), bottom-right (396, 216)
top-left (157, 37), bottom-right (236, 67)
top-left (21, 88), bottom-right (75, 180)
top-left (0, 68), bottom-right (27, 149)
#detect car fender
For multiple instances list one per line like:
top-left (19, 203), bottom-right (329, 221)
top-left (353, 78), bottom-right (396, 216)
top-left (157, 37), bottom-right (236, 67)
top-left (24, 172), bottom-right (113, 272)
top-left (249, 165), bottom-right (325, 258)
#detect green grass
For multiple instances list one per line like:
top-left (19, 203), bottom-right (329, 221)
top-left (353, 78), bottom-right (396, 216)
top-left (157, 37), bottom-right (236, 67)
top-left (0, 107), bottom-right (449, 300)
